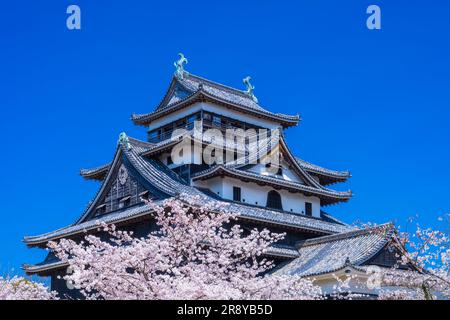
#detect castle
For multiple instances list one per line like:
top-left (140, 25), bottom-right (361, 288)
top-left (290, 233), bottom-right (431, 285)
top-left (24, 55), bottom-right (412, 297)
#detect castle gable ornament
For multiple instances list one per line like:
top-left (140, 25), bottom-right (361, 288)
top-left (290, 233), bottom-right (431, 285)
top-left (174, 53), bottom-right (188, 80)
top-left (243, 76), bottom-right (258, 103)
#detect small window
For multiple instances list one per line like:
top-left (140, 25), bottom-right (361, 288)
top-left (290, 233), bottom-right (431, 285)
top-left (148, 130), bottom-right (159, 142)
top-left (187, 114), bottom-right (199, 124)
top-left (119, 196), bottom-right (131, 208)
top-left (96, 204), bottom-right (106, 215)
top-left (266, 190), bottom-right (283, 210)
top-left (139, 190), bottom-right (150, 201)
top-left (277, 166), bottom-right (283, 176)
top-left (167, 156), bottom-right (173, 165)
top-left (233, 187), bottom-right (241, 202)
top-left (305, 202), bottom-right (312, 216)
top-left (175, 119), bottom-right (186, 128)
top-left (212, 115), bottom-right (222, 126)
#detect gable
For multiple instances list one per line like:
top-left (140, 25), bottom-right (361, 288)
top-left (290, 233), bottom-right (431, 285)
top-left (82, 154), bottom-right (165, 222)
top-left (363, 243), bottom-right (413, 270)
top-left (164, 81), bottom-right (192, 108)
top-left (245, 160), bottom-right (305, 184)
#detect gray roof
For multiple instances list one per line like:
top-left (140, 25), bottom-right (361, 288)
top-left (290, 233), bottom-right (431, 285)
top-left (264, 245), bottom-right (299, 259)
top-left (295, 157), bottom-right (350, 185)
top-left (131, 74), bottom-right (299, 127)
top-left (24, 135), bottom-right (354, 247)
top-left (274, 224), bottom-right (395, 278)
top-left (80, 133), bottom-right (350, 187)
top-left (23, 260), bottom-right (68, 275)
top-left (24, 203), bottom-right (159, 246)
top-left (80, 163), bottom-right (110, 180)
top-left (23, 243), bottom-right (299, 275)
top-left (192, 165), bottom-right (352, 205)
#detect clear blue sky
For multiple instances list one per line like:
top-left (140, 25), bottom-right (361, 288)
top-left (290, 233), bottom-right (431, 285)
top-left (1, 1), bottom-right (449, 276)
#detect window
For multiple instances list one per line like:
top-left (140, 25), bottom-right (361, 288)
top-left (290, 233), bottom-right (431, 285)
top-left (167, 156), bottom-right (173, 165)
top-left (305, 202), bottom-right (312, 216)
top-left (276, 166), bottom-right (283, 176)
top-left (233, 187), bottom-right (241, 202)
top-left (187, 113), bottom-right (199, 124)
top-left (175, 119), bottom-right (186, 128)
top-left (266, 190), bottom-right (283, 210)
top-left (148, 130), bottom-right (159, 142)
top-left (212, 115), bottom-right (222, 126)
top-left (96, 204), bottom-right (106, 215)
top-left (119, 196), bottom-right (131, 209)
top-left (139, 190), bottom-right (150, 202)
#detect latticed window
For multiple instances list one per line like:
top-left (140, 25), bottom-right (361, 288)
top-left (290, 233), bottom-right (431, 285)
top-left (266, 190), bottom-right (283, 210)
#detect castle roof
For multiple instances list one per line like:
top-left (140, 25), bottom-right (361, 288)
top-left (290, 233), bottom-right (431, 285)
top-left (131, 74), bottom-right (299, 127)
top-left (80, 134), bottom-right (350, 186)
top-left (274, 224), bottom-right (397, 278)
top-left (192, 165), bottom-right (351, 205)
top-left (24, 135), bottom-right (355, 249)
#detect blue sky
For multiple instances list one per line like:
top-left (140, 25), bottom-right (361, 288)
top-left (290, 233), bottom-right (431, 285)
top-left (0, 1), bottom-right (449, 276)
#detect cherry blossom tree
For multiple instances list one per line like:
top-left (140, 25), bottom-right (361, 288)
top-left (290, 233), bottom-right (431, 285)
top-left (49, 195), bottom-right (322, 300)
top-left (0, 276), bottom-right (56, 300)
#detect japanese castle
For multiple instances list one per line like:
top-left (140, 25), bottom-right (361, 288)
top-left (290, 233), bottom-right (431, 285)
top-left (23, 54), bottom-right (414, 297)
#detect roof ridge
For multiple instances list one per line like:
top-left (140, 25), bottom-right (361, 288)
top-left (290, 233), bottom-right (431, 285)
top-left (186, 73), bottom-right (249, 98)
top-left (295, 157), bottom-right (350, 177)
top-left (128, 136), bottom-right (155, 148)
top-left (192, 165), bottom-right (352, 200)
top-left (297, 223), bottom-right (394, 248)
top-left (80, 163), bottom-right (110, 175)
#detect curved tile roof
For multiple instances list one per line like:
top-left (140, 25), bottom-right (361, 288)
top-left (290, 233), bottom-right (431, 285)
top-left (80, 163), bottom-right (110, 180)
top-left (295, 157), bottom-right (350, 185)
top-left (192, 165), bottom-right (352, 205)
top-left (131, 74), bottom-right (299, 127)
top-left (275, 224), bottom-right (395, 278)
top-left (24, 136), bottom-right (355, 247)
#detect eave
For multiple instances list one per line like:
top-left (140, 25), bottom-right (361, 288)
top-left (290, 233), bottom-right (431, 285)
top-left (80, 163), bottom-right (110, 181)
top-left (131, 89), bottom-right (299, 128)
top-left (192, 166), bottom-right (352, 205)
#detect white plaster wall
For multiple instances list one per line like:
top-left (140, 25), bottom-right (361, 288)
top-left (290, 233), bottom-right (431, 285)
top-left (193, 176), bottom-right (321, 217)
top-left (194, 177), bottom-right (224, 197)
top-left (248, 161), bottom-right (304, 184)
top-left (148, 102), bottom-right (281, 131)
